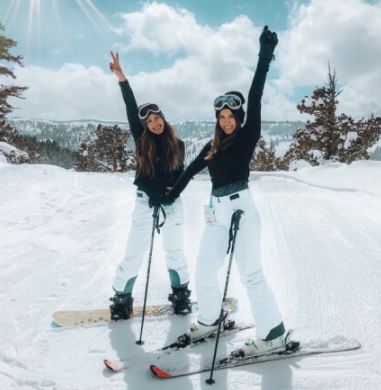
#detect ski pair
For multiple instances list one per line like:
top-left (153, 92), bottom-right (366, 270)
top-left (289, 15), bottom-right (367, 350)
top-left (150, 332), bottom-right (361, 379)
top-left (104, 320), bottom-right (254, 372)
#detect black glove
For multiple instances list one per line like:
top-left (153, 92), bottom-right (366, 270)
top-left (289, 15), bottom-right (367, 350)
top-left (148, 192), bottom-right (175, 208)
top-left (259, 25), bottom-right (278, 62)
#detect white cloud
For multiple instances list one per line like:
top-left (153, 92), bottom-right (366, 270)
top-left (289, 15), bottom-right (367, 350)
top-left (9, 3), bottom-right (266, 122)
top-left (277, 0), bottom-right (381, 118)
top-left (8, 0), bottom-right (381, 122)
top-left (9, 64), bottom-right (125, 121)
top-left (111, 2), bottom-right (269, 121)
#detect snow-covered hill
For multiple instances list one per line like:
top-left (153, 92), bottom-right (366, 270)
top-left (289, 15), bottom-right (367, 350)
top-left (1, 160), bottom-right (380, 389)
top-left (7, 117), bottom-right (302, 161)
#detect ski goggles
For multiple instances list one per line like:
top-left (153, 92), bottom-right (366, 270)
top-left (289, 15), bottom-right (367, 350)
top-left (138, 103), bottom-right (161, 121)
top-left (214, 95), bottom-right (242, 111)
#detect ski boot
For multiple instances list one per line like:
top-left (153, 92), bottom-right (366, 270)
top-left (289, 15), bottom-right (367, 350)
top-left (109, 293), bottom-right (134, 321)
top-left (168, 285), bottom-right (192, 315)
top-left (176, 311), bottom-right (233, 347)
top-left (231, 322), bottom-right (286, 358)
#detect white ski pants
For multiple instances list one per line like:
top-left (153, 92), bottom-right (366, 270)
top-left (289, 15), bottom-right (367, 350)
top-left (196, 189), bottom-right (282, 339)
top-left (112, 191), bottom-right (190, 294)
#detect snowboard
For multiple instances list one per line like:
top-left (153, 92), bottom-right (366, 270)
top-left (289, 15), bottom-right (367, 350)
top-left (52, 297), bottom-right (238, 328)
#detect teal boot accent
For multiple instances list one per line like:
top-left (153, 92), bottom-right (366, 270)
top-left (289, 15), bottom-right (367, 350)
top-left (264, 322), bottom-right (285, 341)
top-left (168, 269), bottom-right (188, 288)
top-left (114, 276), bottom-right (137, 295)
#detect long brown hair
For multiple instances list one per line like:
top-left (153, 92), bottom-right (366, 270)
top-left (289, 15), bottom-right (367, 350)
top-left (136, 121), bottom-right (181, 177)
top-left (205, 113), bottom-right (242, 160)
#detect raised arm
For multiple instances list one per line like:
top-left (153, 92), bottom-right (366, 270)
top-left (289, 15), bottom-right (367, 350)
top-left (109, 51), bottom-right (143, 141)
top-left (245, 26), bottom-right (278, 145)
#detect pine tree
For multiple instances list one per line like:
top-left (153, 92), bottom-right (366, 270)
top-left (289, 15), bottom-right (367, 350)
top-left (337, 114), bottom-right (381, 163)
top-left (250, 136), bottom-right (282, 171)
top-left (0, 22), bottom-right (28, 144)
top-left (92, 124), bottom-right (131, 172)
top-left (75, 125), bottom-right (135, 172)
top-left (285, 64), bottom-right (381, 167)
top-left (289, 64), bottom-right (343, 163)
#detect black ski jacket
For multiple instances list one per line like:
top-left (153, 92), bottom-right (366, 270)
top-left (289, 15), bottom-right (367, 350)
top-left (168, 58), bottom-right (271, 199)
top-left (119, 81), bottom-right (185, 197)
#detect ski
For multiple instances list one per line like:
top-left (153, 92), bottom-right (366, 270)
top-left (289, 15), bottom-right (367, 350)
top-left (52, 297), bottom-right (238, 328)
top-left (104, 321), bottom-right (254, 373)
top-left (150, 334), bottom-right (361, 379)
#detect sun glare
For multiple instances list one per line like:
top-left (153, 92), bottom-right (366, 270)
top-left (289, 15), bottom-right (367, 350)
top-left (4, 0), bottom-right (113, 52)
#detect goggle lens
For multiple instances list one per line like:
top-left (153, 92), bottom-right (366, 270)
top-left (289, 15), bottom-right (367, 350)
top-left (214, 95), bottom-right (242, 111)
top-left (138, 103), bottom-right (161, 120)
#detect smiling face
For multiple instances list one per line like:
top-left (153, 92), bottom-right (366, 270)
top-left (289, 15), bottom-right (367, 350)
top-left (146, 113), bottom-right (165, 135)
top-left (218, 108), bottom-right (237, 135)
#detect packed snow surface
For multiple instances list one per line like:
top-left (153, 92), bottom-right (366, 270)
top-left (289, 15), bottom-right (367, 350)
top-left (1, 160), bottom-right (380, 390)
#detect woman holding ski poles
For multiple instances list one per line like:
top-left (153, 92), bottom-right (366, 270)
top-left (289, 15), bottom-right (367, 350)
top-left (108, 51), bottom-right (191, 320)
top-left (149, 27), bottom-right (285, 357)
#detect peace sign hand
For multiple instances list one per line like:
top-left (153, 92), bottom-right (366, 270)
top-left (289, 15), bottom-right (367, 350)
top-left (109, 51), bottom-right (127, 82)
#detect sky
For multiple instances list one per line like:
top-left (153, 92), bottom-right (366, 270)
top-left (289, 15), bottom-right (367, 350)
top-left (1, 0), bottom-right (381, 122)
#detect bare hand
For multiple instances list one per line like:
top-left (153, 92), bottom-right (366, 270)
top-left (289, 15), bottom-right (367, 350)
top-left (109, 51), bottom-right (127, 82)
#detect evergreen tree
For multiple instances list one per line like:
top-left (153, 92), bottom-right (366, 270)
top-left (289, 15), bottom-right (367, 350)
top-left (286, 64), bottom-right (343, 164)
top-left (92, 124), bottom-right (131, 172)
top-left (285, 64), bottom-right (381, 167)
top-left (337, 114), bottom-right (381, 163)
top-left (0, 22), bottom-right (28, 145)
top-left (75, 142), bottom-right (108, 172)
top-left (75, 125), bottom-right (136, 172)
top-left (250, 136), bottom-right (282, 171)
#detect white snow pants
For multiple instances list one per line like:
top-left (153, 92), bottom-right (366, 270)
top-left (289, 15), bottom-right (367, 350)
top-left (196, 189), bottom-right (282, 339)
top-left (112, 191), bottom-right (190, 294)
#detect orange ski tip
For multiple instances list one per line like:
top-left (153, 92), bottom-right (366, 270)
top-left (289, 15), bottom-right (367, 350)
top-left (104, 359), bottom-right (117, 371)
top-left (150, 365), bottom-right (172, 378)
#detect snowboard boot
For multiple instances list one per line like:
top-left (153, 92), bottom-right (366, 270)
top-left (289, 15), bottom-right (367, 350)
top-left (168, 285), bottom-right (192, 315)
top-left (109, 293), bottom-right (134, 321)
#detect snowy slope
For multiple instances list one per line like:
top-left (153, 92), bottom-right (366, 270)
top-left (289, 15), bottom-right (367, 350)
top-left (0, 160), bottom-right (380, 390)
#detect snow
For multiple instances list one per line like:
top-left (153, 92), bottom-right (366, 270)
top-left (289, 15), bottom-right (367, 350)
top-left (1, 159), bottom-right (381, 389)
top-left (0, 142), bottom-right (29, 162)
top-left (344, 132), bottom-right (358, 149)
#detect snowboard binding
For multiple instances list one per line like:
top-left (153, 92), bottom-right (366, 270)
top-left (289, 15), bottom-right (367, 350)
top-left (168, 285), bottom-right (192, 315)
top-left (109, 293), bottom-right (134, 321)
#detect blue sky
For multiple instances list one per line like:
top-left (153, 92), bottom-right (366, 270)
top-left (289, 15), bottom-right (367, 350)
top-left (1, 0), bottom-right (381, 122)
top-left (2, 1), bottom-right (297, 68)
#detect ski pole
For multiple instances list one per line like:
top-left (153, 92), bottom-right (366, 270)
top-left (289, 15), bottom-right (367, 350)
top-left (136, 204), bottom-right (160, 345)
top-left (206, 209), bottom-right (244, 385)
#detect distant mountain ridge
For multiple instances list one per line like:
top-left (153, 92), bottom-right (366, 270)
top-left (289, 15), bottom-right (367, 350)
top-left (8, 117), bottom-right (303, 153)
top-left (7, 117), bottom-right (381, 163)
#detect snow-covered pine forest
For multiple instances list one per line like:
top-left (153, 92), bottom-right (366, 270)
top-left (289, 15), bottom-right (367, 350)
top-left (4, 117), bottom-right (381, 171)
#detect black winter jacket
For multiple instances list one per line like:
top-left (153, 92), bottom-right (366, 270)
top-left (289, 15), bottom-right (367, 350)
top-left (168, 58), bottom-right (271, 198)
top-left (119, 81), bottom-right (185, 197)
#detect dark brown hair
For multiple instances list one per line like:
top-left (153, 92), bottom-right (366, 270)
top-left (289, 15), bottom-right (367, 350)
top-left (136, 121), bottom-right (181, 177)
top-left (205, 112), bottom-right (242, 160)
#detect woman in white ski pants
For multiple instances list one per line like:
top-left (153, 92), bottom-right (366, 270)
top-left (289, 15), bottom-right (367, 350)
top-left (196, 189), bottom-right (282, 339)
top-left (113, 191), bottom-right (189, 292)
top-left (149, 26), bottom-right (284, 351)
